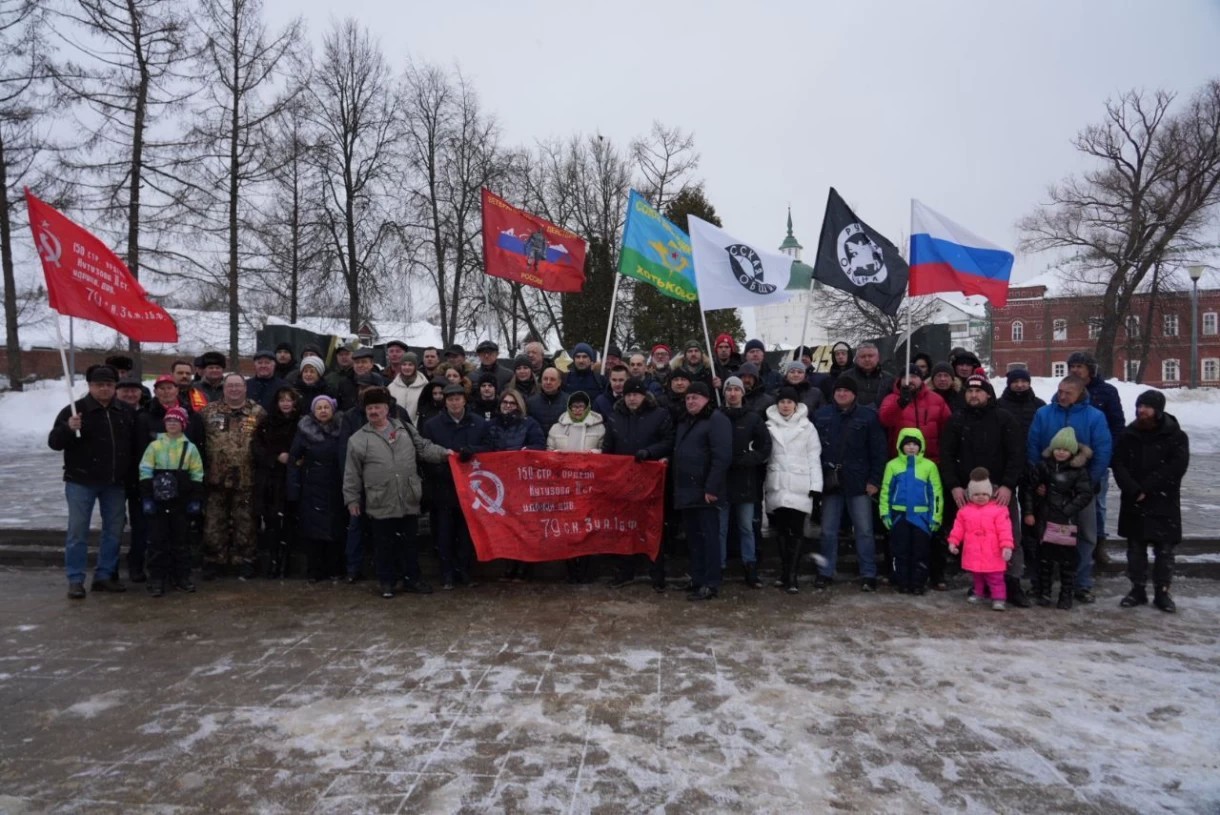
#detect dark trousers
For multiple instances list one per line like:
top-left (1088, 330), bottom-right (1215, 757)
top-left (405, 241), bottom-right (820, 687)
top-left (369, 515), bottom-right (421, 585)
top-left (683, 506), bottom-right (722, 589)
top-left (434, 502), bottom-right (473, 580)
top-left (260, 505), bottom-right (295, 577)
top-left (890, 520), bottom-right (931, 591)
top-left (147, 504), bottom-right (191, 582)
top-left (305, 536), bottom-right (344, 581)
top-left (127, 491), bottom-right (148, 577)
top-left (1126, 537), bottom-right (1176, 586)
top-left (611, 512), bottom-right (668, 586)
top-left (345, 499), bottom-right (370, 578)
top-left (1037, 543), bottom-right (1076, 597)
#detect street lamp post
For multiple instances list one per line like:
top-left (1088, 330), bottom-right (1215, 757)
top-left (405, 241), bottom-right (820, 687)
top-left (1189, 265), bottom-right (1204, 389)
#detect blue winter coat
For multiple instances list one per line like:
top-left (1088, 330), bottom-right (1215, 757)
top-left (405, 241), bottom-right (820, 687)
top-left (562, 366), bottom-right (605, 395)
top-left (1027, 395), bottom-right (1112, 484)
top-left (422, 410), bottom-right (488, 505)
top-left (526, 389), bottom-right (568, 434)
top-left (1085, 377), bottom-right (1125, 440)
top-left (287, 415), bottom-right (346, 542)
top-left (671, 405), bottom-right (732, 510)
top-left (813, 402), bottom-right (887, 497)
top-left (485, 414), bottom-right (546, 451)
top-left (602, 396), bottom-right (674, 460)
top-left (246, 374), bottom-right (291, 413)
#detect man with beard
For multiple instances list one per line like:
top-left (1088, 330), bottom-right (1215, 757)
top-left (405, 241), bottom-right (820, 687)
top-left (1112, 390), bottom-right (1189, 613)
top-left (676, 339), bottom-right (716, 390)
top-left (200, 373), bottom-right (266, 579)
top-left (939, 375), bottom-right (1028, 605)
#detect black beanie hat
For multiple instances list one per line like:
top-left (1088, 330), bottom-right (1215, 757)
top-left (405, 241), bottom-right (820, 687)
top-left (931, 361), bottom-right (954, 378)
top-left (1006, 368), bottom-right (1031, 384)
top-left (1136, 389), bottom-right (1166, 415)
top-left (776, 386), bottom-right (800, 403)
top-left (623, 378), bottom-right (648, 396)
top-left (833, 375), bottom-right (858, 395)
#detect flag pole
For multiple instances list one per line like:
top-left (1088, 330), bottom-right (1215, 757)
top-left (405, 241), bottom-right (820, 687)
top-left (698, 304), bottom-right (722, 406)
top-left (796, 274), bottom-right (814, 360)
top-left (904, 198), bottom-right (914, 385)
top-left (53, 313), bottom-right (81, 437)
top-left (600, 271), bottom-right (622, 368)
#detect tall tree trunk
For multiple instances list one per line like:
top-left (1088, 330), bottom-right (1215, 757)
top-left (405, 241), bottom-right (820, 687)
top-left (345, 174), bottom-right (358, 332)
top-left (126, 1), bottom-right (150, 374)
top-left (227, 20), bottom-right (240, 364)
top-left (0, 136), bottom-right (22, 390)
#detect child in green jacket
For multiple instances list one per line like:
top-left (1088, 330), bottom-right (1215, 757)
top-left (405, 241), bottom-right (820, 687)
top-left (139, 406), bottom-right (205, 596)
top-left (880, 428), bottom-right (944, 594)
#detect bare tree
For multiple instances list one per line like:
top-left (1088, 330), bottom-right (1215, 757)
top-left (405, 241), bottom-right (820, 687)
top-left (308, 19), bottom-right (400, 333)
top-left (184, 0), bottom-right (302, 360)
top-left (630, 121), bottom-right (699, 211)
top-left (816, 286), bottom-right (939, 346)
top-left (401, 61), bottom-right (510, 346)
top-left (1, 0), bottom-right (50, 389)
top-left (52, 0), bottom-right (195, 368)
top-left (1019, 80), bottom-right (1220, 377)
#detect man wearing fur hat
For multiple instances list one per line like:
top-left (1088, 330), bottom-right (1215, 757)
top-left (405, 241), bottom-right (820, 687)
top-left (1111, 390), bottom-right (1189, 613)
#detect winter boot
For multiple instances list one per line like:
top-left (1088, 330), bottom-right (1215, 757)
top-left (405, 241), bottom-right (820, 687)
top-left (1056, 586), bottom-right (1073, 610)
top-left (744, 562), bottom-right (762, 589)
top-left (785, 535), bottom-right (804, 593)
top-left (146, 579), bottom-right (166, 598)
top-left (1036, 559), bottom-right (1054, 606)
top-left (1153, 585), bottom-right (1176, 613)
top-left (1006, 576), bottom-right (1031, 609)
top-left (1120, 584), bottom-right (1148, 608)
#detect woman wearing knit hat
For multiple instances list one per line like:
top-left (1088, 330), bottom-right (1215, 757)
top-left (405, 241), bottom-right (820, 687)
top-left (1021, 427), bottom-right (1094, 609)
top-left (947, 467), bottom-right (1015, 610)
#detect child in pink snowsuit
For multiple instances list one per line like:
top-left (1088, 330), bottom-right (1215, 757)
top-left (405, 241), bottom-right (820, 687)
top-left (948, 467), bottom-right (1015, 611)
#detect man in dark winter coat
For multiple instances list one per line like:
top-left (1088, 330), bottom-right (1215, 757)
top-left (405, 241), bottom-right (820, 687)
top-left (712, 333), bottom-right (742, 381)
top-left (813, 376), bottom-right (887, 590)
top-left (592, 365), bottom-right (629, 419)
top-left (273, 342), bottom-right (296, 380)
top-left (526, 367), bottom-right (568, 434)
top-left (1112, 390), bottom-right (1189, 613)
top-left (48, 364), bottom-right (139, 599)
top-left (247, 349), bottom-right (291, 413)
top-left (996, 368), bottom-right (1045, 440)
top-left (738, 363), bottom-right (776, 415)
top-left (939, 375), bottom-right (1029, 604)
top-left (828, 341), bottom-right (853, 381)
top-left (929, 362), bottom-right (963, 415)
top-left (659, 368), bottom-right (694, 425)
top-left (422, 384), bottom-right (488, 589)
top-left (604, 378), bottom-right (675, 590)
top-left (840, 342), bottom-right (893, 408)
top-left (718, 376), bottom-right (771, 588)
top-left (742, 339), bottom-right (781, 393)
top-left (194, 351), bottom-right (228, 405)
top-left (672, 382), bottom-right (732, 600)
top-left (562, 342), bottom-right (606, 394)
top-left (1067, 350), bottom-right (1125, 566)
top-left (675, 339), bottom-right (716, 390)
top-left (474, 340), bottom-right (513, 391)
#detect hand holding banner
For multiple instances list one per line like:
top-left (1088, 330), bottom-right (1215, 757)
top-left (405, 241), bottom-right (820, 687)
top-left (450, 451), bottom-right (666, 562)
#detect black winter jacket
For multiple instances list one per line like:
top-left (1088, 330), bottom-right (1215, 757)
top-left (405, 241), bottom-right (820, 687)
top-left (252, 409), bottom-right (300, 516)
top-left (1112, 413), bottom-right (1189, 544)
top-left (602, 396), bottom-right (674, 460)
top-left (246, 375), bottom-right (291, 413)
top-left (743, 382), bottom-right (775, 415)
top-left (671, 404), bottom-right (732, 510)
top-left (48, 396), bottom-right (138, 486)
top-left (996, 386), bottom-right (1046, 442)
top-left (720, 405), bottom-right (771, 504)
top-left (526, 389), bottom-right (568, 434)
top-left (812, 402), bottom-right (886, 496)
top-left (287, 415), bottom-right (346, 541)
top-left (422, 410), bottom-right (488, 504)
top-left (485, 414), bottom-right (546, 451)
top-left (1021, 448), bottom-right (1094, 527)
top-left (939, 400), bottom-right (1026, 492)
top-left (841, 365), bottom-right (893, 408)
top-left (137, 399), bottom-right (207, 456)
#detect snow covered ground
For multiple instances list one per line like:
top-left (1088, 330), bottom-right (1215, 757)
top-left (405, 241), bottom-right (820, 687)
top-left (0, 569), bottom-right (1216, 813)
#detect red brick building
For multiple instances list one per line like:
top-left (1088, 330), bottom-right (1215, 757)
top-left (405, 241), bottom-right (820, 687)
top-left (991, 283), bottom-right (1220, 388)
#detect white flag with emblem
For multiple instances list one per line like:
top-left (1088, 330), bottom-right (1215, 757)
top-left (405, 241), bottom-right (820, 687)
top-left (688, 215), bottom-right (795, 311)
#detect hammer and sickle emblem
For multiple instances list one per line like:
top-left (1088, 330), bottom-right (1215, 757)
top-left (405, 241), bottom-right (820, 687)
top-left (37, 222), bottom-right (63, 269)
top-left (469, 464), bottom-right (506, 516)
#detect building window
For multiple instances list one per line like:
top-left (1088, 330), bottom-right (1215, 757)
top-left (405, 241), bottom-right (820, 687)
top-left (1011, 320), bottom-right (1024, 342)
top-left (1204, 312), bottom-right (1218, 336)
top-left (1203, 358), bottom-right (1219, 382)
top-left (1087, 320), bottom-right (1102, 339)
top-left (1162, 359), bottom-right (1180, 383)
top-left (1163, 313), bottom-right (1179, 337)
top-left (1126, 315), bottom-right (1140, 337)
top-left (1126, 360), bottom-right (1140, 382)
top-left (1052, 319), bottom-right (1067, 341)
top-left (1052, 362), bottom-right (1067, 377)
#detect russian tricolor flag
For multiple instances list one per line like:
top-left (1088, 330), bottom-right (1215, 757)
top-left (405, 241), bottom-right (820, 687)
top-left (909, 200), bottom-right (1014, 307)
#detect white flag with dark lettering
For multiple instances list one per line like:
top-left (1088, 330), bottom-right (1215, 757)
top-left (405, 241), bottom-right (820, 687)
top-left (688, 215), bottom-right (794, 311)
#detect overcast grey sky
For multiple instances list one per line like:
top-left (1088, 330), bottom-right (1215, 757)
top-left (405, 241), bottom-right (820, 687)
top-left (264, 0), bottom-right (1220, 283)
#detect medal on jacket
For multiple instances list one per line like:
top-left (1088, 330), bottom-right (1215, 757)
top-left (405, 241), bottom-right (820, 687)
top-left (389, 430), bottom-right (398, 443)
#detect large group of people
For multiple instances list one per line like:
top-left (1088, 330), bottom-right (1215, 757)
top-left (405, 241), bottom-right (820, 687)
top-left (48, 337), bottom-right (1190, 611)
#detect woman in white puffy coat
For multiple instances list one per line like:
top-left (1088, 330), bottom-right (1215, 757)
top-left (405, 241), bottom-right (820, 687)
top-left (765, 387), bottom-right (823, 593)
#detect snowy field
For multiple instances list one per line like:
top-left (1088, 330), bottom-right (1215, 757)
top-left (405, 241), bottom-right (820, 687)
top-left (0, 568), bottom-right (1217, 813)
top-left (4, 377), bottom-right (1218, 535)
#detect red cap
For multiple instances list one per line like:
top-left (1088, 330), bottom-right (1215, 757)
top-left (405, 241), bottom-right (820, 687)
top-left (651, 343), bottom-right (671, 357)
top-left (154, 374), bottom-right (176, 388)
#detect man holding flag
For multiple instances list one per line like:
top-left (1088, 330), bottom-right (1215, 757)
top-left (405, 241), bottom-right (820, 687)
top-left (28, 189), bottom-right (179, 599)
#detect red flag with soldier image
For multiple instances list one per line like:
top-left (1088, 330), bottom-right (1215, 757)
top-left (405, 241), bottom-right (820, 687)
top-left (481, 188), bottom-right (587, 292)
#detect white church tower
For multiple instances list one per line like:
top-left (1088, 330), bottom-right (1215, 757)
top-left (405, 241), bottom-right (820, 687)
top-left (750, 208), bottom-right (831, 350)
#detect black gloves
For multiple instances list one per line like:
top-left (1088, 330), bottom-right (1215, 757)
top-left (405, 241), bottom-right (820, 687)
top-left (897, 386), bottom-right (914, 408)
top-left (634, 450), bottom-right (649, 462)
top-left (459, 447), bottom-right (474, 463)
top-left (808, 490), bottom-right (821, 501)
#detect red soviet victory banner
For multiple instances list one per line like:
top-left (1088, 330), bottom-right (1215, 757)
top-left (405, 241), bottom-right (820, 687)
top-left (451, 451), bottom-right (665, 562)
top-left (481, 188), bottom-right (587, 293)
top-left (25, 188), bottom-right (179, 342)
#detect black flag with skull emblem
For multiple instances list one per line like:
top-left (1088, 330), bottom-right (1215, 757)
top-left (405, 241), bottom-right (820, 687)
top-left (812, 187), bottom-right (908, 316)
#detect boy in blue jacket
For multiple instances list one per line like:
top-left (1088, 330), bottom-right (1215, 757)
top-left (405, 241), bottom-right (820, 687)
top-left (880, 428), bottom-right (944, 594)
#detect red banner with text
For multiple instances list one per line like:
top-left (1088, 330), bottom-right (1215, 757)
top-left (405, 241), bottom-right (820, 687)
top-left (450, 451), bottom-right (665, 562)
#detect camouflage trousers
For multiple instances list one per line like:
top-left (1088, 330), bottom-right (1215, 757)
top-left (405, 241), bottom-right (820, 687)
top-left (203, 487), bottom-right (257, 566)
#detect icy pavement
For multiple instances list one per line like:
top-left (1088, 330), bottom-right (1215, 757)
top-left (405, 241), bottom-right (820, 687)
top-left (1, 569), bottom-right (1217, 814)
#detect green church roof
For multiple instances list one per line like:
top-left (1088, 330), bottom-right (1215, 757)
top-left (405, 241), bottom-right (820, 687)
top-left (779, 207), bottom-right (802, 252)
